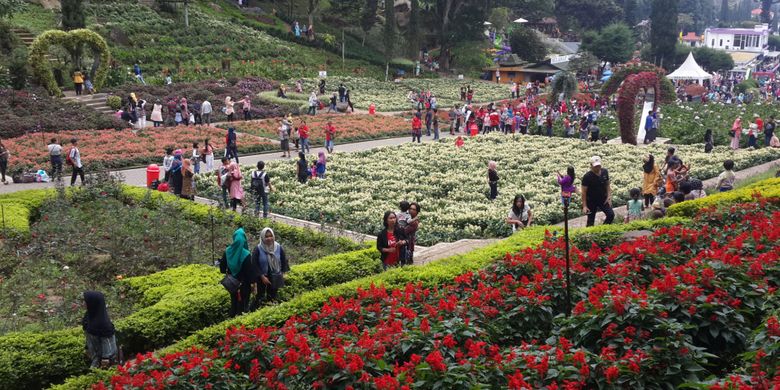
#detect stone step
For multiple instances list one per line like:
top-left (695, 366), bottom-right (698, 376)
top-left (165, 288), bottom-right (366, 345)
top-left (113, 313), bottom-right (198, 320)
top-left (414, 238), bottom-right (498, 265)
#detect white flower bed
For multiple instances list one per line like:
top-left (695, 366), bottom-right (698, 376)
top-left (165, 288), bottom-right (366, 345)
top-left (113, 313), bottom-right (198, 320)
top-left (197, 134), bottom-right (780, 245)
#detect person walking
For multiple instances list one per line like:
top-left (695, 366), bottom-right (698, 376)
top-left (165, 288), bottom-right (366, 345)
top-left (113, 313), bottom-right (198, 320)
top-left (581, 156), bottom-right (614, 227)
top-left (0, 140), bottom-right (8, 184)
top-left (136, 99), bottom-right (147, 129)
top-left (411, 114), bottom-right (422, 143)
top-left (376, 211), bottom-right (407, 270)
top-left (641, 154), bottom-right (663, 208)
top-left (296, 152), bottom-right (308, 184)
top-left (203, 139), bottom-right (215, 172)
top-left (730, 117), bottom-right (742, 150)
top-left (201, 98), bottom-right (212, 126)
top-left (228, 162), bottom-right (244, 211)
top-left (47, 138), bottom-right (63, 181)
top-left (133, 63), bottom-right (146, 85)
top-left (251, 161), bottom-right (272, 218)
top-left (219, 228), bottom-right (258, 317)
top-left (589, 121), bottom-right (601, 142)
top-left (324, 121), bottom-right (336, 153)
top-left (252, 227), bottom-right (290, 306)
top-left (327, 93), bottom-right (337, 113)
top-left (150, 100), bottom-right (163, 127)
top-left (68, 138), bottom-right (84, 186)
top-left (432, 114), bottom-right (440, 141)
top-left (73, 70), bottom-right (84, 96)
top-left (487, 161), bottom-right (499, 200)
top-left (218, 157), bottom-right (231, 208)
top-left (82, 291), bottom-right (118, 368)
top-left (191, 142), bottom-right (201, 174)
top-left (298, 120), bottom-right (311, 154)
top-left (308, 92), bottom-right (318, 115)
top-left (279, 119), bottom-right (291, 158)
top-left (643, 111), bottom-right (654, 144)
top-left (225, 127), bottom-right (239, 163)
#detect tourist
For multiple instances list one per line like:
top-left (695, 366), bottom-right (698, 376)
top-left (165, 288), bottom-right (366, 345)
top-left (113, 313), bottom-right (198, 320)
top-left (252, 227), bottom-right (290, 305)
top-left (689, 178), bottom-right (707, 199)
top-left (589, 120), bottom-right (601, 142)
top-left (277, 84), bottom-right (287, 99)
top-left (150, 100), bottom-right (163, 127)
top-left (487, 161), bottom-right (499, 201)
top-left (563, 116), bottom-right (572, 138)
top-left (47, 138), bottom-right (63, 181)
top-left (664, 160), bottom-right (680, 196)
top-left (411, 114), bottom-right (422, 143)
top-left (324, 121), bottom-right (336, 153)
top-left (506, 194), bottom-right (533, 232)
top-left (641, 154), bottom-right (662, 208)
top-left (644, 111), bottom-right (654, 144)
top-left (318, 78), bottom-right (326, 94)
top-left (133, 63), bottom-right (145, 85)
top-left (455, 136), bottom-right (464, 148)
top-left (730, 117), bottom-right (742, 150)
top-left (581, 156), bottom-right (614, 227)
top-left (579, 117), bottom-right (589, 140)
top-left (73, 70), bottom-right (84, 96)
top-left (218, 157), bottom-right (231, 208)
top-left (83, 75), bottom-right (95, 94)
top-left (166, 98), bottom-right (177, 126)
top-left (191, 100), bottom-right (202, 125)
top-left (403, 202), bottom-right (420, 265)
top-left (625, 188), bottom-right (643, 222)
top-left (704, 128), bottom-right (714, 153)
top-left (68, 138), bottom-right (84, 186)
top-left (545, 113), bottom-right (553, 137)
top-left (308, 92), bottom-right (318, 115)
top-left (432, 114), bottom-right (440, 141)
top-left (747, 123), bottom-right (759, 149)
top-left (0, 140), bottom-right (8, 184)
top-left (224, 96), bottom-right (235, 122)
top-left (165, 74), bottom-right (172, 85)
top-left (771, 132), bottom-right (780, 147)
top-left (345, 88), bottom-right (354, 113)
top-left (279, 120), bottom-right (291, 158)
top-left (251, 161), bottom-right (272, 218)
top-left (180, 159), bottom-right (194, 200)
top-left (82, 291), bottom-right (118, 368)
top-left (136, 99), bottom-right (147, 129)
top-left (170, 150), bottom-right (183, 196)
top-left (162, 147), bottom-right (174, 183)
top-left (765, 116), bottom-right (776, 147)
top-left (716, 160), bottom-right (736, 192)
top-left (376, 211), bottom-right (407, 270)
top-left (315, 151), bottom-right (327, 179)
top-left (237, 95), bottom-right (252, 121)
top-left (397, 201), bottom-right (412, 264)
top-left (225, 127), bottom-right (239, 163)
top-left (294, 21), bottom-right (301, 37)
top-left (425, 108), bottom-right (433, 136)
top-left (219, 228), bottom-right (257, 317)
top-left (298, 120), bottom-right (311, 154)
top-left (296, 152), bottom-right (308, 184)
top-left (203, 139), bottom-right (214, 173)
top-left (201, 98), bottom-right (212, 126)
top-left (228, 162), bottom-right (244, 211)
top-left (191, 142), bottom-right (200, 174)
top-left (327, 93), bottom-right (338, 114)
top-left (179, 97), bottom-right (190, 126)
top-left (556, 166), bottom-right (576, 206)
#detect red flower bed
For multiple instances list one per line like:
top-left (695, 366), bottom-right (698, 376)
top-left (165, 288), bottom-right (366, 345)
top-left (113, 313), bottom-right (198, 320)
top-left (6, 126), bottom-right (275, 172)
top-left (93, 198), bottom-right (780, 389)
top-left (225, 114), bottom-right (411, 144)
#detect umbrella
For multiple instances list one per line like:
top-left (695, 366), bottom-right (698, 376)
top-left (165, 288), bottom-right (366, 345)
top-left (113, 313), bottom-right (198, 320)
top-left (684, 84), bottom-right (706, 96)
top-left (513, 18), bottom-right (528, 23)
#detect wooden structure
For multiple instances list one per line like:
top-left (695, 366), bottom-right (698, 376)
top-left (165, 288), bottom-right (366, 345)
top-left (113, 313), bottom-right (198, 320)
top-left (484, 55), bottom-right (565, 84)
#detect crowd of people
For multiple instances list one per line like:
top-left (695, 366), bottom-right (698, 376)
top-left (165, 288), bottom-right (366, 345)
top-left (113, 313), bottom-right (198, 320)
top-left (114, 93), bottom-right (256, 129)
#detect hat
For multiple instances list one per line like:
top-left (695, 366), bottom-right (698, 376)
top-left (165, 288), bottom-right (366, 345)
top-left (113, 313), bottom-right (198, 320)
top-left (590, 156), bottom-right (602, 167)
top-left (174, 149), bottom-right (183, 156)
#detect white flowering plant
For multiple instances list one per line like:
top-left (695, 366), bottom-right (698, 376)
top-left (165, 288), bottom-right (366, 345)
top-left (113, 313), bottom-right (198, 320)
top-left (196, 134), bottom-right (780, 245)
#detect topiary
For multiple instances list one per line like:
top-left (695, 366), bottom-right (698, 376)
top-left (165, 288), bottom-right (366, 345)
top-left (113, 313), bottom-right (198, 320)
top-left (28, 29), bottom-right (110, 96)
top-left (106, 94), bottom-right (121, 110)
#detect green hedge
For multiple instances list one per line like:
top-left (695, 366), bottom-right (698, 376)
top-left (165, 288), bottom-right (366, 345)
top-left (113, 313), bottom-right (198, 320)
top-left (28, 29), bottom-right (110, 96)
top-left (667, 177), bottom-right (780, 218)
top-left (0, 189), bottom-right (55, 239)
top-left (256, 90), bottom-right (308, 114)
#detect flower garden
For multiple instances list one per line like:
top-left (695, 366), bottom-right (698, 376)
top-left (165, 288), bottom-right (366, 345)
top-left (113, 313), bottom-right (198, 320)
top-left (196, 134), bottom-right (780, 245)
top-left (67, 179), bottom-right (780, 389)
top-left (221, 114), bottom-right (411, 144)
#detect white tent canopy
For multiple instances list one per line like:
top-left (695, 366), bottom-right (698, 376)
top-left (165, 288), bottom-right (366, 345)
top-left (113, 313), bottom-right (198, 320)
top-left (666, 52), bottom-right (713, 83)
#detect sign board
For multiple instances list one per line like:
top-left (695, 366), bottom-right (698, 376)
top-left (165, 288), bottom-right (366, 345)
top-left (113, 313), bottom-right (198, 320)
top-left (318, 71), bottom-right (327, 78)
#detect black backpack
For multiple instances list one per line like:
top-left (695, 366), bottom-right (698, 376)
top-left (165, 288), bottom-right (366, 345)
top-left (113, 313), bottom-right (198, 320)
top-left (251, 171), bottom-right (266, 194)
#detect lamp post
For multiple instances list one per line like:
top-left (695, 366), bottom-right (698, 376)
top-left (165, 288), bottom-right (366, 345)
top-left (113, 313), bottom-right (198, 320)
top-left (562, 191), bottom-right (572, 317)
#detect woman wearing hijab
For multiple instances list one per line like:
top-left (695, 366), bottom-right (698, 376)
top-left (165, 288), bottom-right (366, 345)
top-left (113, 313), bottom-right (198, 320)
top-left (170, 150), bottom-right (183, 195)
top-left (376, 211), bottom-right (407, 270)
top-left (315, 151), bottom-right (327, 179)
top-left (180, 97), bottom-right (190, 126)
top-left (296, 152), bottom-right (308, 184)
top-left (730, 117), bottom-right (742, 150)
top-left (181, 159), bottom-right (195, 200)
top-left (224, 96), bottom-right (235, 122)
top-left (228, 162), bottom-right (244, 211)
top-left (251, 228), bottom-right (290, 306)
top-left (219, 228), bottom-right (258, 317)
top-left (641, 154), bottom-right (662, 208)
top-left (150, 99), bottom-right (164, 127)
top-left (82, 291), bottom-right (118, 368)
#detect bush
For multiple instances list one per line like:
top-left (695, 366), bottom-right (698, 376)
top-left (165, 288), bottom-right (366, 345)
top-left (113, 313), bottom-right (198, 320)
top-left (105, 95), bottom-right (121, 110)
top-left (735, 78), bottom-right (759, 94)
top-left (8, 46), bottom-right (28, 90)
top-left (667, 177), bottom-right (780, 217)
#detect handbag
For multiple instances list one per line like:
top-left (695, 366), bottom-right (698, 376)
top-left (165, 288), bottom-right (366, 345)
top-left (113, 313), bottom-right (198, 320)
top-left (220, 273), bottom-right (241, 294)
top-left (729, 130), bottom-right (736, 137)
top-left (270, 273), bottom-right (285, 290)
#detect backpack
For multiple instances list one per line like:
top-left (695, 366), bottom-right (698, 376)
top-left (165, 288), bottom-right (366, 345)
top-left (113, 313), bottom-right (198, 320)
top-left (251, 171), bottom-right (267, 194)
top-left (65, 149), bottom-right (75, 166)
top-left (219, 169), bottom-right (231, 189)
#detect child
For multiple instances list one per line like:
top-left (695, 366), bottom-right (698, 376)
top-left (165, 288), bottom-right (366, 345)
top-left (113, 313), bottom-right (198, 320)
top-left (716, 160), bottom-right (736, 192)
top-left (455, 136), bottom-right (464, 148)
top-left (162, 147), bottom-right (174, 183)
top-left (555, 166), bottom-right (576, 206)
top-left (174, 109), bottom-right (183, 126)
top-left (310, 162), bottom-right (317, 179)
top-left (84, 76), bottom-right (95, 94)
top-left (625, 187), bottom-right (643, 222)
top-left (397, 201), bottom-right (411, 230)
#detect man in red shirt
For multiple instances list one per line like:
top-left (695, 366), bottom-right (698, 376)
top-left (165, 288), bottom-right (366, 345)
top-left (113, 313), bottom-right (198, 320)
top-left (298, 120), bottom-right (311, 153)
top-left (324, 121), bottom-right (336, 153)
top-left (411, 114), bottom-right (422, 143)
top-left (489, 110), bottom-right (500, 133)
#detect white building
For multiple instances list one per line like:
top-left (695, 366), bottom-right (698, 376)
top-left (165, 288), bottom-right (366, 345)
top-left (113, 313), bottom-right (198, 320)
top-left (703, 24), bottom-right (769, 52)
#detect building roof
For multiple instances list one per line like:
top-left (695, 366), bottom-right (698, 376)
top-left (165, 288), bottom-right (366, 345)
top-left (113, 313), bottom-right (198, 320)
top-left (707, 28), bottom-right (767, 35)
top-left (667, 52), bottom-right (712, 80)
top-left (681, 32), bottom-right (700, 42)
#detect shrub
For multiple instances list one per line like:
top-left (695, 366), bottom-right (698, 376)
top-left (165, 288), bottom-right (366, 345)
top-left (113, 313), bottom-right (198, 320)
top-left (105, 95), bottom-right (121, 110)
top-left (667, 177), bottom-right (780, 218)
top-left (8, 46), bottom-right (28, 90)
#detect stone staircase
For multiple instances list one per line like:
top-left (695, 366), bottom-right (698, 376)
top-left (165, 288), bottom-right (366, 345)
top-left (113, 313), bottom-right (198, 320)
top-left (62, 92), bottom-right (115, 115)
top-left (413, 238), bottom-right (499, 266)
top-left (11, 28), bottom-right (58, 64)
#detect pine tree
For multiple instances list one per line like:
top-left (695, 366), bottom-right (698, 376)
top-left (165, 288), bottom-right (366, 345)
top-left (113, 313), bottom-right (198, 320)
top-left (624, 0), bottom-right (637, 26)
top-left (650, 0), bottom-right (678, 67)
top-left (383, 0), bottom-right (395, 63)
top-left (720, 0), bottom-right (728, 22)
top-left (61, 0), bottom-right (85, 31)
top-left (360, 0), bottom-right (378, 46)
top-left (407, 0), bottom-right (420, 58)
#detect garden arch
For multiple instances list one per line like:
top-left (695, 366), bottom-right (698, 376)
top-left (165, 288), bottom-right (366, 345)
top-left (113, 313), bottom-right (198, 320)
top-left (28, 29), bottom-right (110, 96)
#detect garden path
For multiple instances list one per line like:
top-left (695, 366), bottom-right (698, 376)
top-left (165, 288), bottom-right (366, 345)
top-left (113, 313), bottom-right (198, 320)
top-left (559, 157), bottom-right (780, 229)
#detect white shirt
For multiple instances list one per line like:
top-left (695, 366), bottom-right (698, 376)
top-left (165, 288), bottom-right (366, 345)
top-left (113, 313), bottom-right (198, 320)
top-left (48, 143), bottom-right (62, 156)
top-left (201, 100), bottom-right (212, 114)
top-left (69, 147), bottom-right (82, 168)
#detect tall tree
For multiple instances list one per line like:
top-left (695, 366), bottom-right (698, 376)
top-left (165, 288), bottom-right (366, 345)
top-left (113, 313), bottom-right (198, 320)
top-left (360, 0), bottom-right (378, 46)
top-left (407, 0), bottom-right (420, 57)
top-left (650, 0), bottom-right (678, 68)
top-left (0, 0), bottom-right (25, 19)
top-left (61, 0), bottom-right (85, 30)
top-left (432, 0), bottom-right (484, 71)
top-left (556, 0), bottom-right (624, 30)
top-left (720, 0), bottom-right (729, 22)
top-left (580, 23), bottom-right (635, 68)
top-left (624, 0), bottom-right (638, 26)
top-left (509, 26), bottom-right (547, 62)
top-left (383, 0), bottom-right (395, 63)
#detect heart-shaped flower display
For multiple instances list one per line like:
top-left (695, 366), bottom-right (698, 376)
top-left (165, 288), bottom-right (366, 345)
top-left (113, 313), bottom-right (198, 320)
top-left (28, 28), bottom-right (110, 97)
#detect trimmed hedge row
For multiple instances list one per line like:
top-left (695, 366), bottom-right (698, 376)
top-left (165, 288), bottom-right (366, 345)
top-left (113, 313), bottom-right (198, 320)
top-left (0, 189), bottom-right (56, 238)
top-left (667, 177), bottom-right (780, 218)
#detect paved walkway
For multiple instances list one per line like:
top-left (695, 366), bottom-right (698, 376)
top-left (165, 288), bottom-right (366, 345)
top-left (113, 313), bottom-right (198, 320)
top-left (559, 157), bottom-right (780, 229)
